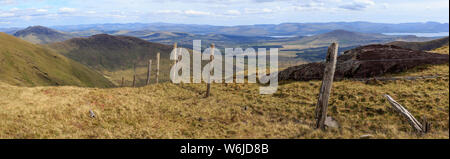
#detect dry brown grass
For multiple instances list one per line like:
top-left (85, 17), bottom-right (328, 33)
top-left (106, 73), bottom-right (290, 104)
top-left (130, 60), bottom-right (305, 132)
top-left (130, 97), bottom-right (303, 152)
top-left (1, 48), bottom-right (448, 139)
top-left (431, 45), bottom-right (449, 54)
top-left (1, 62), bottom-right (448, 139)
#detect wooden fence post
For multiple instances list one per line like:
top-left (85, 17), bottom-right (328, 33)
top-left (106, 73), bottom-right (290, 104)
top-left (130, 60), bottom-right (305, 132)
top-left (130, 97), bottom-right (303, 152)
top-left (172, 43), bottom-right (178, 81)
top-left (205, 43), bottom-right (215, 97)
top-left (315, 43), bottom-right (339, 130)
top-left (121, 77), bottom-right (124, 87)
top-left (384, 94), bottom-right (430, 134)
top-left (156, 52), bottom-right (160, 84)
top-left (132, 63), bottom-right (136, 87)
top-left (146, 59), bottom-right (152, 85)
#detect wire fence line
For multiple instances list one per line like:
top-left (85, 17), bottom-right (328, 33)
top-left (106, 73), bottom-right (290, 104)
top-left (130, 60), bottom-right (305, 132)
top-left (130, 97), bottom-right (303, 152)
top-left (282, 75), bottom-right (448, 81)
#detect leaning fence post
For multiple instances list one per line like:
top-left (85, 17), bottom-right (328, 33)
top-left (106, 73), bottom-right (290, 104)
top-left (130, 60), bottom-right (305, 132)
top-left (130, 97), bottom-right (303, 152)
top-left (315, 43), bottom-right (339, 130)
top-left (384, 94), bottom-right (429, 134)
top-left (205, 43), bottom-right (215, 97)
top-left (146, 59), bottom-right (152, 85)
top-left (156, 52), bottom-right (160, 84)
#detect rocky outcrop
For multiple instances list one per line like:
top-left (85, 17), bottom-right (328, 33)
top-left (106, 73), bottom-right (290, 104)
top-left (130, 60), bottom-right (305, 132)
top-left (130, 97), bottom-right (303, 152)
top-left (279, 44), bottom-right (449, 81)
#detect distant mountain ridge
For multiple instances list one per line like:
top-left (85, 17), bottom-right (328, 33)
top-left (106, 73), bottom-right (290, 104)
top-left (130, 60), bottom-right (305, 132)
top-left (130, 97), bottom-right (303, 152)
top-left (112, 30), bottom-right (276, 49)
top-left (13, 26), bottom-right (73, 44)
top-left (285, 29), bottom-right (435, 47)
top-left (46, 22), bottom-right (449, 37)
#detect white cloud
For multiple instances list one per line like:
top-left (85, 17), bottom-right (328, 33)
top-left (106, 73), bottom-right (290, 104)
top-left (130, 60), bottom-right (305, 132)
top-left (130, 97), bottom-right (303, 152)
top-left (9, 8), bottom-right (19, 11)
top-left (58, 7), bottom-right (77, 13)
top-left (339, 0), bottom-right (375, 11)
top-left (225, 10), bottom-right (241, 15)
top-left (155, 9), bottom-right (212, 16)
top-left (0, 12), bottom-right (15, 17)
top-left (293, 2), bottom-right (327, 11)
top-left (0, 0), bottom-right (14, 4)
top-left (155, 10), bottom-right (183, 14)
top-left (86, 11), bottom-right (96, 14)
top-left (36, 9), bottom-right (48, 12)
top-left (184, 10), bottom-right (211, 16)
top-left (244, 8), bottom-right (274, 14)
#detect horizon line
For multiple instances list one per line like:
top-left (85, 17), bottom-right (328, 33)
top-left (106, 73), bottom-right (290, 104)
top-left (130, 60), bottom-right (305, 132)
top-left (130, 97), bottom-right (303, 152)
top-left (2, 21), bottom-right (449, 29)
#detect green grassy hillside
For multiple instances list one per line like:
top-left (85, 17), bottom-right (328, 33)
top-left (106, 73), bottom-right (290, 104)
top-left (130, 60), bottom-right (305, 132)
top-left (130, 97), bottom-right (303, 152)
top-left (0, 32), bottom-right (114, 87)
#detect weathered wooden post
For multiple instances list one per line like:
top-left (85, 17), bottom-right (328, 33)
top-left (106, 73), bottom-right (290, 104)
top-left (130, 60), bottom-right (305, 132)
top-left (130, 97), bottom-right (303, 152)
top-left (205, 44), bottom-right (215, 97)
top-left (172, 43), bottom-right (178, 81)
top-left (146, 59), bottom-right (152, 85)
top-left (121, 77), bottom-right (124, 87)
top-left (156, 52), bottom-right (160, 84)
top-left (384, 94), bottom-right (430, 134)
top-left (132, 63), bottom-right (136, 87)
top-left (315, 43), bottom-right (338, 130)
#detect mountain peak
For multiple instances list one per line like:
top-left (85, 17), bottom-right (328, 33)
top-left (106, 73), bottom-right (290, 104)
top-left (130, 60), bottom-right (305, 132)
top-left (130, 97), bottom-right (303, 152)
top-left (326, 30), bottom-right (357, 35)
top-left (15, 26), bottom-right (60, 35)
top-left (13, 26), bottom-right (72, 44)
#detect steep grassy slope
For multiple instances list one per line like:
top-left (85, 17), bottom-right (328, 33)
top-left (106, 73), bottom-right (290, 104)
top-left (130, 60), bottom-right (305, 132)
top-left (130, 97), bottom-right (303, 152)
top-left (13, 26), bottom-right (73, 44)
top-left (0, 32), bottom-right (114, 87)
top-left (48, 34), bottom-right (175, 85)
top-left (0, 49), bottom-right (448, 139)
top-left (388, 36), bottom-right (449, 51)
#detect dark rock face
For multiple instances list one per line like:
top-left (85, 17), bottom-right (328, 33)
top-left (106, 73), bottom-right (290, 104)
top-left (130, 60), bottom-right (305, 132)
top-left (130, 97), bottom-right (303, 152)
top-left (279, 44), bottom-right (449, 81)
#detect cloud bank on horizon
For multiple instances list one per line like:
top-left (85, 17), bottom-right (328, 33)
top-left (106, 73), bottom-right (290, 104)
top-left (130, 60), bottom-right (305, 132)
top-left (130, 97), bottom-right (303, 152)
top-left (0, 0), bottom-right (449, 27)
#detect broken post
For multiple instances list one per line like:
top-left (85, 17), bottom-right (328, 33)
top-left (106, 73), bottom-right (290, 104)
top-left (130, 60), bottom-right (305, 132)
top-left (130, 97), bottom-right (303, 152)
top-left (205, 43), bottom-right (215, 97)
top-left (384, 94), bottom-right (430, 134)
top-left (146, 59), bottom-right (152, 85)
top-left (315, 43), bottom-right (339, 130)
top-left (156, 52), bottom-right (160, 84)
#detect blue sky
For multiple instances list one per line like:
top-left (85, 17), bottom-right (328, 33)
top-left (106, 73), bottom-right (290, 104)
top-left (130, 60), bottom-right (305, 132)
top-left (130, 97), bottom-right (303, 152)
top-left (1, 0), bottom-right (449, 27)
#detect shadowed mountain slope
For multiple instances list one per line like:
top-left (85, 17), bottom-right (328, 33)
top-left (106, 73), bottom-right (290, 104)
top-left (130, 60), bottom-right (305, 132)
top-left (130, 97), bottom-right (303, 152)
top-left (48, 34), bottom-right (174, 71)
top-left (387, 36), bottom-right (449, 51)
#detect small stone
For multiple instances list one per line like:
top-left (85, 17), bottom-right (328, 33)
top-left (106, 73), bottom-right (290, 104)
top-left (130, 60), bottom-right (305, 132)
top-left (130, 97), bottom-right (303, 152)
top-left (360, 134), bottom-right (373, 139)
top-left (89, 110), bottom-right (96, 118)
top-left (325, 116), bottom-right (340, 128)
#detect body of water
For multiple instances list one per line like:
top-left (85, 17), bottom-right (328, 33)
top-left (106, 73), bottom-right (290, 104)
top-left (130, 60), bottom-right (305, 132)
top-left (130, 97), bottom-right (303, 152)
top-left (383, 32), bottom-right (449, 37)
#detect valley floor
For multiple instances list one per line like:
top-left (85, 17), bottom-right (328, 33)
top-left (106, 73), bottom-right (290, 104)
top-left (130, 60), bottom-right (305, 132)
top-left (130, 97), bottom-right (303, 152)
top-left (0, 64), bottom-right (448, 139)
